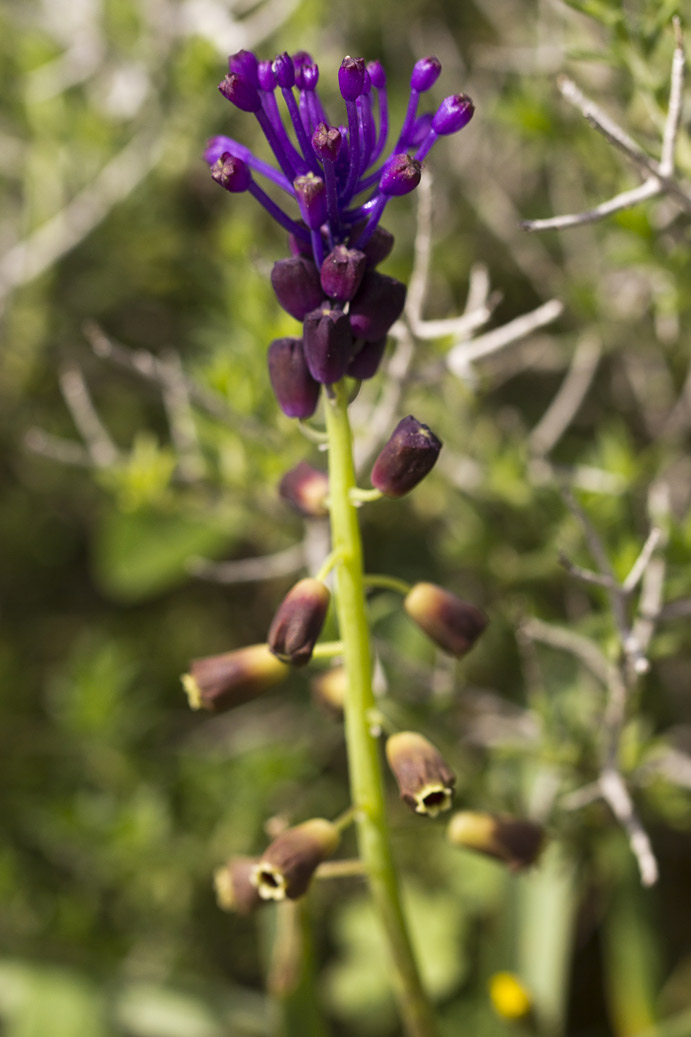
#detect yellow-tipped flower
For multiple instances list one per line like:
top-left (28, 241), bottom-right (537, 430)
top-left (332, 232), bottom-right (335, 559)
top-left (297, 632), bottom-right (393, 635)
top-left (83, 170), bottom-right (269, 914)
top-left (181, 644), bottom-right (288, 713)
top-left (214, 856), bottom-right (265, 915)
top-left (404, 582), bottom-right (488, 657)
top-left (251, 818), bottom-right (340, 901)
top-left (267, 577), bottom-right (331, 667)
top-left (489, 972), bottom-right (533, 1021)
top-left (447, 811), bottom-right (544, 870)
top-left (385, 731), bottom-right (456, 818)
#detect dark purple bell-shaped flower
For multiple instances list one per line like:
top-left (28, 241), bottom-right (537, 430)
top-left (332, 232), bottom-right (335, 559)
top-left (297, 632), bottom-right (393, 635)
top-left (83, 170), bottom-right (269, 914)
top-left (271, 257), bottom-right (324, 320)
top-left (347, 337), bottom-right (387, 380)
top-left (303, 307), bottom-right (353, 383)
top-left (349, 272), bottom-right (406, 340)
top-left (371, 416), bottom-right (442, 497)
top-left (267, 338), bottom-right (320, 418)
top-left (320, 246), bottom-right (366, 302)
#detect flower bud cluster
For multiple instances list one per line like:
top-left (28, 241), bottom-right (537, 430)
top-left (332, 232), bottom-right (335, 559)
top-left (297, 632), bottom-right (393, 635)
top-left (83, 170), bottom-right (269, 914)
top-left (205, 49), bottom-right (474, 414)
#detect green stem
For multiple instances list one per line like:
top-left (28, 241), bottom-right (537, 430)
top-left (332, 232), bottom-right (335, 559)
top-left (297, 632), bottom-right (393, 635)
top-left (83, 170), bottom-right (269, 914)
top-left (363, 573), bottom-right (413, 596)
top-left (323, 381), bottom-right (438, 1037)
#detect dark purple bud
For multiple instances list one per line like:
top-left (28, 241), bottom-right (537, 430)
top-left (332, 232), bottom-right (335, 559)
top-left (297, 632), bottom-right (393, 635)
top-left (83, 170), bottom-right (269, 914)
top-left (386, 731), bottom-right (456, 817)
top-left (370, 415), bottom-right (442, 498)
top-left (268, 577), bottom-right (331, 666)
top-left (267, 338), bottom-right (320, 418)
top-left (303, 308), bottom-right (353, 383)
top-left (347, 336), bottom-right (387, 380)
top-left (411, 56), bottom-right (441, 92)
top-left (218, 72), bottom-right (262, 112)
top-left (258, 59), bottom-right (276, 91)
top-left (182, 644), bottom-right (287, 713)
top-left (350, 224), bottom-right (394, 268)
top-left (273, 51), bottom-right (295, 88)
top-left (379, 154), bottom-right (422, 197)
top-left (294, 173), bottom-right (327, 229)
top-left (312, 122), bottom-right (342, 163)
top-left (404, 583), bottom-right (487, 656)
top-left (278, 461), bottom-right (329, 518)
top-left (228, 50), bottom-right (259, 88)
top-left (211, 153), bottom-right (251, 193)
top-left (338, 56), bottom-right (366, 100)
top-left (431, 93), bottom-right (475, 135)
top-left (271, 257), bottom-right (324, 320)
top-left (367, 60), bottom-right (386, 89)
top-left (447, 812), bottom-right (545, 871)
top-left (320, 246), bottom-right (366, 302)
top-left (252, 819), bottom-right (340, 900)
top-left (214, 856), bottom-right (265, 915)
top-left (349, 272), bottom-right (406, 340)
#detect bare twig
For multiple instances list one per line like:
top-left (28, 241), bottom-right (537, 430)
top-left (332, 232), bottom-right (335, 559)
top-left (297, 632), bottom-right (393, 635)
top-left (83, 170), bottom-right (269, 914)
top-left (522, 179), bottom-right (663, 232)
top-left (599, 767), bottom-right (659, 886)
top-left (660, 17), bottom-right (686, 175)
top-left (157, 349), bottom-right (206, 482)
top-left (24, 428), bottom-right (92, 467)
top-left (530, 335), bottom-right (601, 455)
top-left (523, 24), bottom-right (691, 233)
top-left (520, 616), bottom-right (610, 685)
top-left (0, 127), bottom-right (164, 313)
top-left (187, 543), bottom-right (307, 584)
top-left (59, 366), bottom-right (119, 467)
top-left (447, 298), bottom-right (564, 375)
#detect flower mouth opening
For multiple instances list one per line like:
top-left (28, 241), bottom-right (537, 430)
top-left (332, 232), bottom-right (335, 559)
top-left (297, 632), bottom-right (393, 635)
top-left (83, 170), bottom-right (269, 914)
top-left (252, 863), bottom-right (287, 900)
top-left (414, 783), bottom-right (453, 818)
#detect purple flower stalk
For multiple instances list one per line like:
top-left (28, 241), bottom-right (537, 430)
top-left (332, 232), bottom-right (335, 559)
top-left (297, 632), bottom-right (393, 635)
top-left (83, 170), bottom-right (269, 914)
top-left (205, 50), bottom-right (474, 399)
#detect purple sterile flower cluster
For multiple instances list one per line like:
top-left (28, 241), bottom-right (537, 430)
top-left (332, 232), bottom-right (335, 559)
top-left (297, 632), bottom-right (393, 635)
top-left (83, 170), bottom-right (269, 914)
top-left (205, 50), bottom-right (474, 416)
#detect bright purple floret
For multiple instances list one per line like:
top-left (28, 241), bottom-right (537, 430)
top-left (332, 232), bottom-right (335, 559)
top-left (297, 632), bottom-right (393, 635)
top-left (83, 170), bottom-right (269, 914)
top-left (205, 50), bottom-right (474, 399)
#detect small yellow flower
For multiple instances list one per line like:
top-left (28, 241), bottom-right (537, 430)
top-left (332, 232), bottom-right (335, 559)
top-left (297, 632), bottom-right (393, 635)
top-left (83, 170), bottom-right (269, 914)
top-left (489, 971), bottom-right (532, 1021)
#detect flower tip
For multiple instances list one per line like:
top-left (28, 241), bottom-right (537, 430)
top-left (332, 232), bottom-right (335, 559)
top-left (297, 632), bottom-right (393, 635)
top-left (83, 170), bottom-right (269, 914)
top-left (432, 93), bottom-right (475, 135)
top-left (411, 56), bottom-right (441, 92)
top-left (181, 672), bottom-right (203, 710)
top-left (252, 818), bottom-right (340, 900)
top-left (211, 153), bottom-right (251, 193)
top-left (386, 731), bottom-right (456, 817)
top-left (379, 154), bottom-right (422, 198)
top-left (338, 55), bottom-right (366, 100)
top-left (218, 72), bottom-right (262, 112)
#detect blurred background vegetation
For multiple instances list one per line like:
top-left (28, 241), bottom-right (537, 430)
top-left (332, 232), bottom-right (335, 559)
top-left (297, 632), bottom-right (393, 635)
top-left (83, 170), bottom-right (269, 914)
top-left (1, 0), bottom-right (690, 1034)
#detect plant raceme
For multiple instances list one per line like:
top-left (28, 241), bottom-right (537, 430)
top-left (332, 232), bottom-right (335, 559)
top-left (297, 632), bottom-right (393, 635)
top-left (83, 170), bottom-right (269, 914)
top-left (188, 49), bottom-right (544, 1037)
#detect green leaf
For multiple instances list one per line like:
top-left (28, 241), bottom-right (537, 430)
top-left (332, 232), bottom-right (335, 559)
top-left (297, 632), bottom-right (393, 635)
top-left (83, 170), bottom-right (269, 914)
top-left (91, 507), bottom-right (231, 602)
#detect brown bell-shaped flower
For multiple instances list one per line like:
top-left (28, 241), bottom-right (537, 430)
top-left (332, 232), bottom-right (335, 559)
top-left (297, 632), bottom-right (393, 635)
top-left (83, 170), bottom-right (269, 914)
top-left (404, 582), bottom-right (488, 657)
top-left (278, 461), bottom-right (329, 518)
top-left (214, 856), bottom-right (265, 915)
top-left (251, 818), bottom-right (340, 900)
top-left (267, 578), bottom-right (331, 666)
top-left (181, 644), bottom-right (288, 713)
top-left (385, 731), bottom-right (456, 818)
top-left (447, 812), bottom-right (545, 870)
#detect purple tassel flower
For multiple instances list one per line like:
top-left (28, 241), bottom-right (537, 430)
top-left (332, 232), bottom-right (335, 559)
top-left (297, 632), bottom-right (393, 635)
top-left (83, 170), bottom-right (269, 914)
top-left (205, 50), bottom-right (474, 409)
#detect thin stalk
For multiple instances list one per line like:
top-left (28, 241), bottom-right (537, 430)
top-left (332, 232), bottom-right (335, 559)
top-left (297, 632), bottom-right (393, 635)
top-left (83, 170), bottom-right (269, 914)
top-left (323, 380), bottom-right (438, 1037)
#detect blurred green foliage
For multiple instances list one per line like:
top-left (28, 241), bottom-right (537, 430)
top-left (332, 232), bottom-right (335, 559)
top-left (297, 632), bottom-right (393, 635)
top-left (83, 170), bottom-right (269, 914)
top-left (1, 0), bottom-right (690, 1035)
